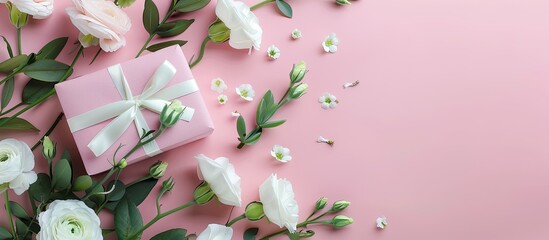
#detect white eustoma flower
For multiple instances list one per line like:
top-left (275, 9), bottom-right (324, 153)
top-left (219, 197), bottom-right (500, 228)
top-left (271, 145), bottom-right (292, 162)
top-left (318, 93), bottom-right (338, 109)
top-left (291, 29), bottom-right (302, 39)
top-left (267, 45), bottom-right (280, 60)
top-left (37, 200), bottom-right (102, 240)
top-left (216, 0), bottom-right (263, 52)
top-left (211, 78), bottom-right (228, 93)
top-left (195, 154), bottom-right (242, 207)
top-left (259, 174), bottom-right (299, 232)
top-left (196, 224), bottom-right (233, 240)
top-left (322, 33), bottom-right (339, 53)
top-left (376, 216), bottom-right (388, 229)
top-left (236, 84), bottom-right (255, 101)
top-left (217, 94), bottom-right (228, 105)
top-left (66, 0), bottom-right (131, 52)
top-left (1, 0), bottom-right (54, 19)
top-left (0, 139), bottom-right (37, 195)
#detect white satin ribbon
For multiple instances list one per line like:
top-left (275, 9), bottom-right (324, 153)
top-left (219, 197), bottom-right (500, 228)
top-left (67, 60), bottom-right (198, 157)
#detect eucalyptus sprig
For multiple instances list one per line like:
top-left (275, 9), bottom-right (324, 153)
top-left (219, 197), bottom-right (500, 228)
top-left (236, 61), bottom-right (308, 149)
top-left (136, 0), bottom-right (211, 58)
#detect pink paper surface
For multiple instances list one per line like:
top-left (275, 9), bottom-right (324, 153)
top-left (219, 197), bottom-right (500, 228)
top-left (2, 0), bottom-right (549, 239)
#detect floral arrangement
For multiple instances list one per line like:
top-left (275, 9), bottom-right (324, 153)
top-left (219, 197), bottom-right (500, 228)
top-left (0, 0), bottom-right (358, 239)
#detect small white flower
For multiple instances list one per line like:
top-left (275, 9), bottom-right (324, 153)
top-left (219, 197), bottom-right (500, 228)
top-left (195, 154), bottom-right (242, 207)
top-left (322, 33), bottom-right (339, 53)
top-left (376, 216), bottom-right (388, 229)
top-left (37, 200), bottom-right (103, 240)
top-left (197, 224), bottom-right (233, 240)
top-left (267, 45), bottom-right (281, 60)
top-left (217, 95), bottom-right (228, 105)
top-left (270, 145), bottom-right (292, 162)
top-left (291, 29), bottom-right (302, 39)
top-left (318, 93), bottom-right (338, 109)
top-left (231, 111), bottom-right (241, 117)
top-left (236, 84), bottom-right (255, 101)
top-left (211, 78), bottom-right (228, 93)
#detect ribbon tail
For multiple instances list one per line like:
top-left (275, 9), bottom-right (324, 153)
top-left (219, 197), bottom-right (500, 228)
top-left (88, 109), bottom-right (136, 157)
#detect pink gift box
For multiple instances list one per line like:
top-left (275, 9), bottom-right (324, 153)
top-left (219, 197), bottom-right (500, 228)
top-left (55, 46), bottom-right (214, 175)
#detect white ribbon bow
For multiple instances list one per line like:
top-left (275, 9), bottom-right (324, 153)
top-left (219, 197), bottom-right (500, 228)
top-left (67, 60), bottom-right (198, 157)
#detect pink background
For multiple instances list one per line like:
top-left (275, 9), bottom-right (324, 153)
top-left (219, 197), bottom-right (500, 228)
top-left (2, 0), bottom-right (549, 239)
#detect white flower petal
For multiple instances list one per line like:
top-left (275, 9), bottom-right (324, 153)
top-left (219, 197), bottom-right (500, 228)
top-left (37, 200), bottom-right (102, 240)
top-left (196, 224), bottom-right (233, 240)
top-left (9, 171), bottom-right (37, 195)
top-left (259, 174), bottom-right (299, 232)
top-left (195, 154), bottom-right (242, 207)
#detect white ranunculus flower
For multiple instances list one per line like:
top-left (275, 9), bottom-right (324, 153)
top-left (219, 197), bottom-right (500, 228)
top-left (1, 0), bottom-right (54, 19)
top-left (216, 0), bottom-right (262, 52)
top-left (37, 200), bottom-right (102, 240)
top-left (66, 0), bottom-right (131, 52)
top-left (0, 139), bottom-right (37, 195)
top-left (196, 224), bottom-right (233, 240)
top-left (259, 174), bottom-right (299, 232)
top-left (195, 154), bottom-right (242, 207)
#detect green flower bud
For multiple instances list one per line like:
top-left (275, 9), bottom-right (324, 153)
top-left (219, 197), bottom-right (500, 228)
top-left (245, 201), bottom-right (265, 221)
top-left (315, 197), bottom-right (328, 211)
top-left (193, 181), bottom-right (215, 205)
top-left (42, 136), bottom-right (56, 160)
top-left (116, 158), bottom-right (127, 169)
top-left (117, 0), bottom-right (137, 7)
top-left (331, 200), bottom-right (351, 212)
top-left (149, 161), bottom-right (168, 179)
top-left (0, 54), bottom-right (28, 73)
top-left (208, 21), bottom-right (231, 43)
top-left (336, 0), bottom-right (352, 5)
top-left (289, 83), bottom-right (309, 99)
top-left (160, 100), bottom-right (184, 127)
top-left (162, 177), bottom-right (175, 192)
top-left (330, 215), bottom-right (354, 228)
top-left (290, 61), bottom-right (307, 83)
top-left (6, 3), bottom-right (28, 28)
top-left (72, 175), bottom-right (93, 192)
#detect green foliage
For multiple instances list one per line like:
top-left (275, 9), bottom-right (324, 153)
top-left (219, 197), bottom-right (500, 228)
top-left (275, 0), bottom-right (293, 18)
top-left (243, 228), bottom-right (258, 240)
top-left (157, 19), bottom-right (195, 37)
top-left (21, 59), bottom-right (70, 82)
top-left (22, 80), bottom-right (55, 104)
top-left (146, 40), bottom-right (187, 52)
top-left (29, 173), bottom-right (51, 202)
top-left (115, 198), bottom-right (143, 240)
top-left (237, 115), bottom-right (246, 139)
top-left (35, 37), bottom-right (68, 60)
top-left (1, 77), bottom-right (14, 110)
top-left (150, 229), bottom-right (188, 240)
top-left (0, 54), bottom-right (27, 73)
top-left (143, 0), bottom-right (160, 34)
top-left (0, 117), bottom-right (39, 132)
top-left (174, 0), bottom-right (211, 12)
top-left (52, 158), bottom-right (72, 191)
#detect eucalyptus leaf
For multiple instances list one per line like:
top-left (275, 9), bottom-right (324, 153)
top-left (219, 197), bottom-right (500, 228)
top-left (1, 36), bottom-right (14, 58)
top-left (146, 40), bottom-right (187, 52)
top-left (143, 0), bottom-right (160, 34)
top-left (8, 201), bottom-right (30, 220)
top-left (237, 115), bottom-right (246, 139)
top-left (174, 0), bottom-right (211, 13)
top-left (0, 54), bottom-right (27, 73)
top-left (106, 180), bottom-right (126, 202)
top-left (115, 198), bottom-right (143, 240)
top-left (21, 59), bottom-right (70, 82)
top-left (243, 131), bottom-right (262, 144)
top-left (22, 79), bottom-right (55, 104)
top-left (151, 228), bottom-right (188, 240)
top-left (0, 117), bottom-right (39, 132)
top-left (259, 119), bottom-right (286, 128)
top-left (125, 178), bottom-right (158, 206)
top-left (275, 0), bottom-right (293, 18)
top-left (0, 226), bottom-right (11, 240)
top-left (29, 173), bottom-right (51, 202)
top-left (52, 158), bottom-right (72, 191)
top-left (1, 77), bottom-right (14, 111)
top-left (157, 19), bottom-right (195, 38)
top-left (243, 228), bottom-right (258, 240)
top-left (256, 98), bottom-right (266, 125)
top-left (36, 37), bottom-right (68, 60)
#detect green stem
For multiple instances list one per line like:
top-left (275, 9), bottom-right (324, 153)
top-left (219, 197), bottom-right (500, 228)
top-left (0, 102), bottom-right (24, 116)
top-left (0, 71), bottom-right (18, 86)
top-left (4, 191), bottom-right (18, 240)
top-left (122, 126), bottom-right (165, 160)
top-left (81, 168), bottom-right (117, 201)
top-left (136, 9), bottom-right (175, 58)
top-left (30, 112), bottom-right (64, 151)
top-left (128, 200), bottom-right (197, 239)
top-left (189, 36), bottom-right (210, 69)
top-left (250, 0), bottom-right (275, 11)
top-left (16, 27), bottom-right (22, 55)
top-left (260, 221), bottom-right (310, 240)
top-left (237, 126), bottom-right (262, 149)
top-left (226, 214), bottom-right (246, 227)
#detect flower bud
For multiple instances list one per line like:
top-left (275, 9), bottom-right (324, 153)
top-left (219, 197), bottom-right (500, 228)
top-left (72, 175), bottom-right (93, 192)
top-left (336, 0), bottom-right (352, 5)
top-left (116, 158), bottom-right (127, 169)
top-left (0, 54), bottom-right (27, 73)
top-left (331, 200), bottom-right (351, 212)
top-left (315, 197), bottom-right (328, 211)
top-left (208, 21), bottom-right (231, 43)
top-left (6, 3), bottom-right (28, 28)
top-left (330, 215), bottom-right (354, 228)
top-left (160, 100), bottom-right (184, 127)
top-left (149, 161), bottom-right (168, 179)
top-left (289, 83), bottom-right (309, 99)
top-left (42, 136), bottom-right (56, 160)
top-left (290, 61), bottom-right (307, 83)
top-left (117, 0), bottom-right (137, 7)
top-left (161, 177), bottom-right (175, 192)
top-left (245, 201), bottom-right (265, 221)
top-left (193, 181), bottom-right (215, 205)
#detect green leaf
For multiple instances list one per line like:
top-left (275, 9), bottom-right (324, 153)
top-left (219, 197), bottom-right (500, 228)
top-left (1, 36), bottom-right (13, 58)
top-left (146, 40), bottom-right (187, 52)
top-left (125, 178), bottom-right (158, 206)
top-left (243, 131), bottom-right (262, 145)
top-left (0, 117), bottom-right (39, 132)
top-left (237, 115), bottom-right (246, 139)
top-left (8, 201), bottom-right (29, 220)
top-left (157, 19), bottom-right (195, 38)
top-left (52, 158), bottom-right (72, 191)
top-left (106, 180), bottom-right (126, 202)
top-left (21, 59), bottom-right (70, 82)
top-left (259, 119), bottom-right (286, 128)
top-left (174, 0), bottom-right (211, 12)
top-left (22, 79), bottom-right (55, 104)
top-left (1, 76), bottom-right (14, 111)
top-left (87, 181), bottom-right (106, 207)
top-left (36, 37), bottom-right (68, 60)
top-left (256, 90), bottom-right (275, 124)
top-left (275, 0), bottom-right (293, 18)
top-left (15, 218), bottom-right (26, 236)
top-left (0, 226), bottom-right (11, 240)
top-left (29, 173), bottom-right (51, 202)
top-left (243, 228), bottom-right (258, 240)
top-left (0, 54), bottom-right (27, 73)
top-left (151, 229), bottom-right (188, 240)
top-left (143, 0), bottom-right (160, 34)
top-left (115, 198), bottom-right (143, 240)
